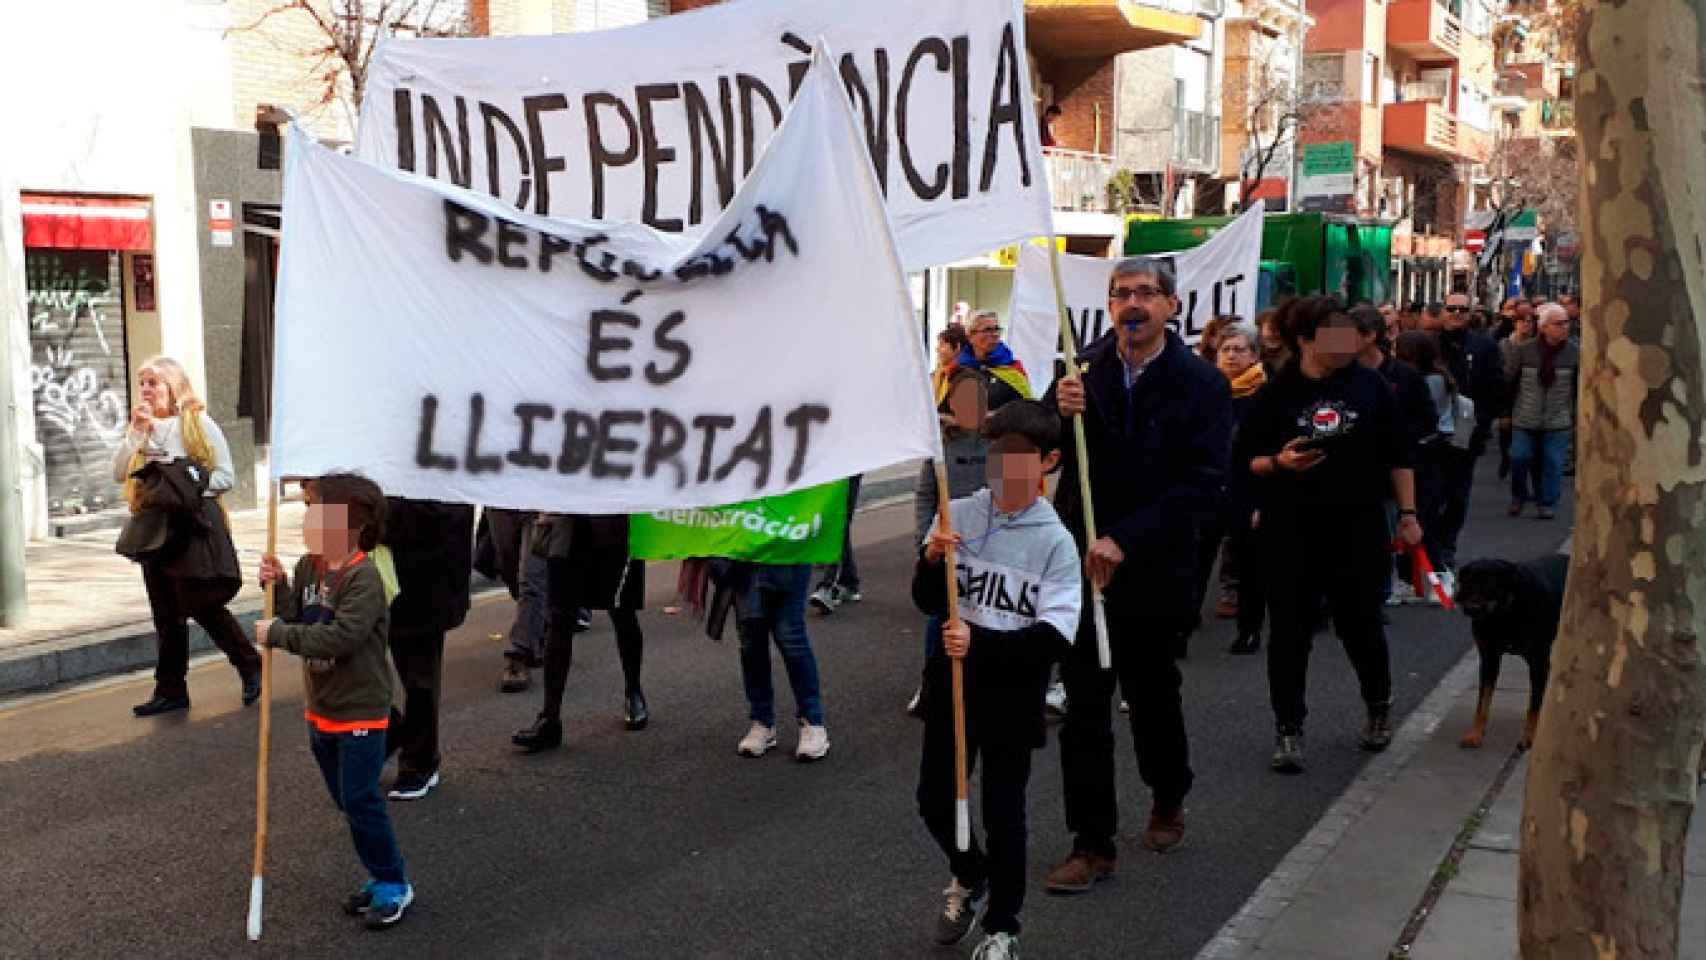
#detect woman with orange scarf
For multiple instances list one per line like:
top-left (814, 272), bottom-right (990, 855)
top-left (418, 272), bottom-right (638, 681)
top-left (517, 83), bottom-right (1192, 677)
top-left (1192, 323), bottom-right (1270, 655)
top-left (111, 357), bottom-right (259, 717)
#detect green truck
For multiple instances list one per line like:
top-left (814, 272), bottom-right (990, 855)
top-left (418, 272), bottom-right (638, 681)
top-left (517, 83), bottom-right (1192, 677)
top-left (1124, 212), bottom-right (1397, 311)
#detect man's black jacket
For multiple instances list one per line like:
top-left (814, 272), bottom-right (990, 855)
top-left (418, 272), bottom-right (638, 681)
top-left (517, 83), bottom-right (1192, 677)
top-left (1043, 330), bottom-right (1233, 625)
top-left (1439, 327), bottom-right (1504, 449)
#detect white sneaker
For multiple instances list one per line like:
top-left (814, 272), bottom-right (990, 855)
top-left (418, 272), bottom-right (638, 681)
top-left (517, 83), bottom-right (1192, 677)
top-left (795, 720), bottom-right (830, 762)
top-left (1044, 682), bottom-right (1068, 717)
top-left (737, 722), bottom-right (777, 758)
top-left (1386, 581), bottom-right (1417, 607)
top-left (1437, 570), bottom-right (1457, 600)
top-left (809, 587), bottom-right (839, 615)
top-left (972, 931), bottom-right (1020, 960)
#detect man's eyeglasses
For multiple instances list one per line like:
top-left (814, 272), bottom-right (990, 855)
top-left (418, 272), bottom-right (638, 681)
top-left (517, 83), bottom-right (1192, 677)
top-left (1445, 305), bottom-right (1468, 312)
top-left (1110, 285), bottom-right (1164, 301)
top-left (972, 326), bottom-right (1001, 336)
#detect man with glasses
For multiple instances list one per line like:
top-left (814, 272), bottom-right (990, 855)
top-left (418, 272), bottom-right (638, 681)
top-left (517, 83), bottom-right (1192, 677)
top-left (1434, 292), bottom-right (1504, 586)
top-left (1041, 256), bottom-right (1232, 889)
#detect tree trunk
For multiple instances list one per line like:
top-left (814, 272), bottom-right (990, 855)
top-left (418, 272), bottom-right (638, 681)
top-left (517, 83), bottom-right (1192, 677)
top-left (1518, 1), bottom-right (1706, 957)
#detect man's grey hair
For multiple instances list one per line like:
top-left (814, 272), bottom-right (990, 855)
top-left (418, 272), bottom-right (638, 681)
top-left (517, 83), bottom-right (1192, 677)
top-left (1537, 302), bottom-right (1569, 326)
top-left (970, 309), bottom-right (1000, 327)
top-left (1218, 321), bottom-right (1260, 353)
top-left (1110, 256), bottom-right (1178, 297)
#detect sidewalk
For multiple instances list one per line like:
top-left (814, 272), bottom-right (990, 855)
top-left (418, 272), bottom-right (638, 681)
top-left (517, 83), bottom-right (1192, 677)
top-left (0, 462), bottom-right (920, 697)
top-left (1200, 571), bottom-right (1706, 959)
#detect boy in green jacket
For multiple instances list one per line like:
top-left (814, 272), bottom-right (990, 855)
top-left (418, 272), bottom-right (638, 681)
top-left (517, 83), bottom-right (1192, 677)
top-left (256, 473), bottom-right (413, 929)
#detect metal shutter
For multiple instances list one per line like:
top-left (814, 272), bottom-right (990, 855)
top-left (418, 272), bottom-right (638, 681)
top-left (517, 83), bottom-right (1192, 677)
top-left (24, 250), bottom-right (131, 519)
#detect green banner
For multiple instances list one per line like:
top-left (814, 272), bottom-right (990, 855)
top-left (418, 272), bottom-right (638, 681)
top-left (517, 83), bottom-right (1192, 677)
top-left (628, 481), bottom-right (850, 564)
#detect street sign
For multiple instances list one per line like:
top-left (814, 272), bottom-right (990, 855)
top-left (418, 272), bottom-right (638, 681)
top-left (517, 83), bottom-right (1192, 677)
top-left (208, 199), bottom-right (234, 248)
top-left (1299, 141), bottom-right (1356, 205)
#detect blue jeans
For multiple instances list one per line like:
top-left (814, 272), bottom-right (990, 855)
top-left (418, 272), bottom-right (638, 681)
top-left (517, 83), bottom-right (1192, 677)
top-left (737, 564), bottom-right (825, 727)
top-left (1510, 429), bottom-right (1569, 508)
top-left (309, 726), bottom-right (407, 885)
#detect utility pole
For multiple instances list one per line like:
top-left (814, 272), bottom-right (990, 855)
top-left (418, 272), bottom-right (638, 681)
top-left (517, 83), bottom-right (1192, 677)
top-left (0, 176), bottom-right (31, 627)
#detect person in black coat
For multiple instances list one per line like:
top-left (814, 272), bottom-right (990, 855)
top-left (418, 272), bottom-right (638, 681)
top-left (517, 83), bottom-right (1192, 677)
top-left (1434, 292), bottom-right (1503, 578)
top-left (383, 496), bottom-right (475, 801)
top-left (1235, 297), bottom-right (1424, 775)
top-left (1040, 256), bottom-right (1233, 890)
top-left (512, 514), bottom-right (648, 753)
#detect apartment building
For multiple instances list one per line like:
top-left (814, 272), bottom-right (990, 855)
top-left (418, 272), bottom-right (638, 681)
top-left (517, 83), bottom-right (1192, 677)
top-left (1293, 0), bottom-right (1498, 303)
top-left (1218, 0), bottom-right (1311, 211)
top-left (1, 0), bottom-right (669, 540)
top-left (930, 0), bottom-right (1211, 328)
top-left (1472, 0), bottom-right (1579, 298)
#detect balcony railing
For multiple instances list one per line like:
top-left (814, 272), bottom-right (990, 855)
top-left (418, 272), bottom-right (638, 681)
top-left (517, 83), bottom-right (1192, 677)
top-left (1384, 99), bottom-right (1461, 160)
top-left (1388, 0), bottom-right (1463, 60)
top-left (1043, 147), bottom-right (1118, 212)
top-left (1174, 109), bottom-right (1221, 171)
top-left (1401, 80), bottom-right (1452, 103)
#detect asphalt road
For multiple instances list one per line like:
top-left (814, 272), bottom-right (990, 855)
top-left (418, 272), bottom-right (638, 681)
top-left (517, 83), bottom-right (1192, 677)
top-left (0, 461), bottom-right (1570, 959)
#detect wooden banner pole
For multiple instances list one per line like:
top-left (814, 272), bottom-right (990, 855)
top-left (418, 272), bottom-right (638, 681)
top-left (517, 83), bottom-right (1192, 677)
top-left (247, 480), bottom-right (279, 941)
top-left (1045, 237), bottom-right (1113, 670)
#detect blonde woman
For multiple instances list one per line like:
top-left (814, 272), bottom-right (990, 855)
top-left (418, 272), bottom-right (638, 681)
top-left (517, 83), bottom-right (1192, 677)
top-left (111, 357), bottom-right (258, 717)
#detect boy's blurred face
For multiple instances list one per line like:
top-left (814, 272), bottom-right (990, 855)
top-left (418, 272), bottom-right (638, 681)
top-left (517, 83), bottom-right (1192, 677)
top-left (986, 435), bottom-right (1059, 511)
top-left (304, 502), bottom-right (353, 558)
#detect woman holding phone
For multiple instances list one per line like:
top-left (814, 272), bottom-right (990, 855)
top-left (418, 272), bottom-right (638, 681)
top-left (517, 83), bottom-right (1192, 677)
top-left (1234, 297), bottom-right (1422, 774)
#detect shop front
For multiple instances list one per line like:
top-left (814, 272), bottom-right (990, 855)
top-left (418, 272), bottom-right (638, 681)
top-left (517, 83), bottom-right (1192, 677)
top-left (20, 193), bottom-right (155, 526)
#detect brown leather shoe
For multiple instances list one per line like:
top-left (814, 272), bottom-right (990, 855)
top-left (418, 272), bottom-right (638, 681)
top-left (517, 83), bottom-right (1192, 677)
top-left (1143, 806), bottom-right (1186, 853)
top-left (499, 659), bottom-right (531, 694)
top-left (1044, 850), bottom-right (1116, 894)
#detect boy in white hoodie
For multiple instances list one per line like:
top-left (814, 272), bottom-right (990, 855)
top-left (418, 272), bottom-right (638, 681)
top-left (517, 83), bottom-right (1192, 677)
top-left (912, 401), bottom-right (1082, 960)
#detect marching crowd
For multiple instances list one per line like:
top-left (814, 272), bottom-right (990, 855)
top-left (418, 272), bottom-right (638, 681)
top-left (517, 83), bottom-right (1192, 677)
top-left (106, 268), bottom-right (1579, 957)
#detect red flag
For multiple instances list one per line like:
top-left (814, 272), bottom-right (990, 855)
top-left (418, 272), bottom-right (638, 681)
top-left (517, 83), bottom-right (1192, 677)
top-left (1393, 539), bottom-right (1454, 610)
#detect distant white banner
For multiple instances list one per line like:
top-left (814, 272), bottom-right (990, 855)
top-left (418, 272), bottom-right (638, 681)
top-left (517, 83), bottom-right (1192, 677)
top-left (275, 52), bottom-right (940, 512)
top-left (1008, 202), bottom-right (1265, 389)
top-left (354, 0), bottom-right (1051, 272)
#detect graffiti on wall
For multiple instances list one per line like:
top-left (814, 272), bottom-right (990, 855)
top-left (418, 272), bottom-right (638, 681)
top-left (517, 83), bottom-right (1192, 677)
top-left (24, 251), bottom-right (131, 518)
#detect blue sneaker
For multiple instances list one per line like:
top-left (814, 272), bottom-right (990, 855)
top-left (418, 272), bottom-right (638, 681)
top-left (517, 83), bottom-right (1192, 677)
top-left (364, 882), bottom-right (414, 930)
top-left (343, 880), bottom-right (378, 916)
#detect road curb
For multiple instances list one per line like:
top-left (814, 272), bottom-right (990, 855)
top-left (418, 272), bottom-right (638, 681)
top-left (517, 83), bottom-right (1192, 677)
top-left (0, 478), bottom-right (917, 699)
top-left (1194, 532), bottom-right (1573, 960)
top-left (1193, 648), bottom-right (1481, 960)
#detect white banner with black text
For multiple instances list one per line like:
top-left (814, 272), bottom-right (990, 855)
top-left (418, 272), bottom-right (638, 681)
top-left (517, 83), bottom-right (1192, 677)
top-left (354, 0), bottom-right (1051, 273)
top-left (274, 51), bottom-right (940, 513)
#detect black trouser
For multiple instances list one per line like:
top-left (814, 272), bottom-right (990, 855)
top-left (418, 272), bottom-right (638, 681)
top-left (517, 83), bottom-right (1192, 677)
top-left (1232, 525), bottom-right (1267, 637)
top-left (1435, 446), bottom-right (1477, 571)
top-left (1265, 506), bottom-right (1392, 734)
top-left (141, 565), bottom-right (257, 699)
top-left (917, 657), bottom-right (1032, 937)
top-left (1059, 600), bottom-right (1193, 858)
top-left (1401, 441), bottom-right (1448, 585)
top-left (1191, 519), bottom-right (1222, 619)
top-left (540, 557), bottom-right (645, 719)
top-left (387, 626), bottom-right (444, 779)
top-left (814, 474), bottom-right (862, 592)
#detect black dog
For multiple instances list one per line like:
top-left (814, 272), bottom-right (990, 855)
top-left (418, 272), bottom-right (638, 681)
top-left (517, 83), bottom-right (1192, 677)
top-left (1454, 553), bottom-right (1569, 751)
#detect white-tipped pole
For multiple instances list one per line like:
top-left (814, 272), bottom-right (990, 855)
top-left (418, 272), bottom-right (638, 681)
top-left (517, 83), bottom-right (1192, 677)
top-left (1044, 236), bottom-right (1113, 669)
top-left (246, 876), bottom-right (264, 941)
top-left (956, 799), bottom-right (972, 854)
top-left (249, 481), bottom-right (279, 941)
